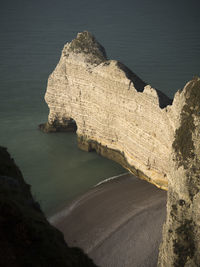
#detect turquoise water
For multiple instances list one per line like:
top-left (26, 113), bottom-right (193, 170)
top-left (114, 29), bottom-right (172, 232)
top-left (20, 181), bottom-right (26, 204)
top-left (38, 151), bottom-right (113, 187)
top-left (0, 0), bottom-right (200, 215)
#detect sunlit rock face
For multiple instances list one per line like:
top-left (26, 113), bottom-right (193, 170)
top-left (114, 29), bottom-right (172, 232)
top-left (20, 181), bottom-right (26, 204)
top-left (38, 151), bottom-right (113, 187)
top-left (43, 31), bottom-right (177, 190)
top-left (43, 32), bottom-right (200, 265)
top-left (158, 78), bottom-right (200, 267)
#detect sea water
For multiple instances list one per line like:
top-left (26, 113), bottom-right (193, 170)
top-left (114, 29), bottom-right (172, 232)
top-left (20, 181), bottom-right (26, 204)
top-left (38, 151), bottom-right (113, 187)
top-left (0, 0), bottom-right (200, 215)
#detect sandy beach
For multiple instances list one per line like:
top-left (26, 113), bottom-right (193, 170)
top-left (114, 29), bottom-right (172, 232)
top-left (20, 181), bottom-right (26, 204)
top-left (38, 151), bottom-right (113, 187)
top-left (49, 174), bottom-right (167, 267)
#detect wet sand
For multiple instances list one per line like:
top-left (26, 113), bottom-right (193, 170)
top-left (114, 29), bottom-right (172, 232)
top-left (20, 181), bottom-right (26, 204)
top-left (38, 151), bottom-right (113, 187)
top-left (49, 174), bottom-right (167, 267)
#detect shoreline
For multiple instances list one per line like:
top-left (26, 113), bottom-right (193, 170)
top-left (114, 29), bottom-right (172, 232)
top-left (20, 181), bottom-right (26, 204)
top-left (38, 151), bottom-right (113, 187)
top-left (48, 172), bottom-right (128, 224)
top-left (79, 134), bottom-right (168, 190)
top-left (49, 173), bottom-right (167, 267)
top-left (94, 172), bottom-right (129, 187)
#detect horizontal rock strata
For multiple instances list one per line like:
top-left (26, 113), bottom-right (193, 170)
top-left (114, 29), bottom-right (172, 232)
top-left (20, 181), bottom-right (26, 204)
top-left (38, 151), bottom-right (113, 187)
top-left (42, 31), bottom-right (185, 190)
top-left (42, 31), bottom-right (200, 266)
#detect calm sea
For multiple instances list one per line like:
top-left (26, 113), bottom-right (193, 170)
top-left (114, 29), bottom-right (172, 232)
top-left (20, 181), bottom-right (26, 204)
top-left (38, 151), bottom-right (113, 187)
top-left (0, 0), bottom-right (200, 215)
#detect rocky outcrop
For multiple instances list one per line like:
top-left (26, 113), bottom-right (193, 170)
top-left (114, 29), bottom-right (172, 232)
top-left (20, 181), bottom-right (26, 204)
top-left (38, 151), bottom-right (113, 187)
top-left (41, 31), bottom-right (200, 266)
top-left (0, 146), bottom-right (97, 267)
top-left (41, 31), bottom-right (176, 190)
top-left (158, 78), bottom-right (200, 266)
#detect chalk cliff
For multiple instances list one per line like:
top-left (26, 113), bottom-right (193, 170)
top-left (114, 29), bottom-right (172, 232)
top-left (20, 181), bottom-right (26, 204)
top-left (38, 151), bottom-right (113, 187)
top-left (158, 78), bottom-right (200, 266)
top-left (0, 146), bottom-right (97, 267)
top-left (41, 31), bottom-right (174, 190)
top-left (41, 31), bottom-right (200, 266)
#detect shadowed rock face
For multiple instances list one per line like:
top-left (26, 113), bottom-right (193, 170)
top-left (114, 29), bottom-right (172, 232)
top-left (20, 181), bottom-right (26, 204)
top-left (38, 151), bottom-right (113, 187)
top-left (116, 61), bottom-right (172, 108)
top-left (0, 146), bottom-right (97, 267)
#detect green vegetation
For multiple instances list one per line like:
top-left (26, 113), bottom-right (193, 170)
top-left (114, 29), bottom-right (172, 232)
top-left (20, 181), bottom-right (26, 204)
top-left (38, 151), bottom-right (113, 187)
top-left (172, 77), bottom-right (200, 169)
top-left (173, 220), bottom-right (195, 267)
top-left (186, 165), bottom-right (200, 201)
top-left (68, 31), bottom-right (107, 65)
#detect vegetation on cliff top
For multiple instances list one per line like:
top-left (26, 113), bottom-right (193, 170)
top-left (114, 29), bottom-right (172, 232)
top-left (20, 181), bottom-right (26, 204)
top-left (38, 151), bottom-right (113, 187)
top-left (172, 77), bottom-right (200, 169)
top-left (68, 31), bottom-right (107, 64)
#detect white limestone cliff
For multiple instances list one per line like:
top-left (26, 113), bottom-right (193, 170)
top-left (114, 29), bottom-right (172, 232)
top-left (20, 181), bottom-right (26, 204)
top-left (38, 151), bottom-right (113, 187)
top-left (158, 78), bottom-right (200, 266)
top-left (41, 31), bottom-right (200, 266)
top-left (41, 31), bottom-right (176, 190)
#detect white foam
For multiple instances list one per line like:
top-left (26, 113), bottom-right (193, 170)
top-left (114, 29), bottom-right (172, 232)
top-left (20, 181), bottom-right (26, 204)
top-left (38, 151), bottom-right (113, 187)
top-left (48, 172), bottom-right (129, 224)
top-left (48, 197), bottom-right (83, 224)
top-left (94, 172), bottom-right (129, 187)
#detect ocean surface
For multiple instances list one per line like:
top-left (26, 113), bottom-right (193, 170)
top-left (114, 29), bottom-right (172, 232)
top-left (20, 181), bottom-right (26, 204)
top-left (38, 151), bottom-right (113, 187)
top-left (0, 0), bottom-right (200, 216)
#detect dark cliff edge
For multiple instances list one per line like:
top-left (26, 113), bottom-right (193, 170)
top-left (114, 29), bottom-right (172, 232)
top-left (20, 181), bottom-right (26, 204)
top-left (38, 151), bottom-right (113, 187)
top-left (0, 146), bottom-right (97, 267)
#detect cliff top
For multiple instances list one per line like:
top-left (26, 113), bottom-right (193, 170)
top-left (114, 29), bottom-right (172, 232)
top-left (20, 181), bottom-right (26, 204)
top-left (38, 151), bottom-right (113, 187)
top-left (173, 77), bottom-right (200, 169)
top-left (65, 31), bottom-right (107, 65)
top-left (63, 31), bottom-right (172, 108)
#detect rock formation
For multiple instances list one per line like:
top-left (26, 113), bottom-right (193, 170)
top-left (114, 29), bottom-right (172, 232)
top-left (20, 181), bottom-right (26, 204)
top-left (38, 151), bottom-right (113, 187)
top-left (0, 146), bottom-right (97, 267)
top-left (41, 31), bottom-right (200, 266)
top-left (158, 78), bottom-right (200, 266)
top-left (40, 31), bottom-right (174, 190)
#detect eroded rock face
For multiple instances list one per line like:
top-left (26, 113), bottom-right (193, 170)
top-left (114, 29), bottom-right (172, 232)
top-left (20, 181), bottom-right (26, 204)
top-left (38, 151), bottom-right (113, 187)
top-left (158, 78), bottom-right (200, 266)
top-left (42, 31), bottom-right (200, 265)
top-left (42, 31), bottom-right (177, 190)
